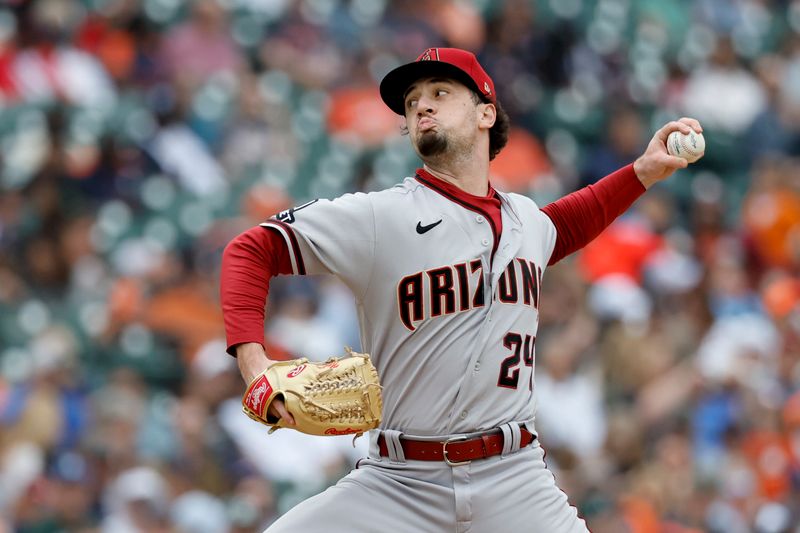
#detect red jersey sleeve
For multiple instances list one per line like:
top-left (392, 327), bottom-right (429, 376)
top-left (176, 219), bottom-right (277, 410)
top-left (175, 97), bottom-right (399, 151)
top-left (220, 226), bottom-right (293, 355)
top-left (541, 164), bottom-right (645, 265)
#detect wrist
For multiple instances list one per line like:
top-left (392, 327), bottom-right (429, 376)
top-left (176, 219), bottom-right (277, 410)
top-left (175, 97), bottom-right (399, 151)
top-left (235, 341), bottom-right (265, 358)
top-left (235, 342), bottom-right (272, 383)
top-left (633, 157), bottom-right (656, 190)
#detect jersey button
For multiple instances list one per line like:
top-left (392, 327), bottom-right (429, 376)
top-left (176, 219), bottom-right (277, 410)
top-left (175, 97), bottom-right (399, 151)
top-left (476, 215), bottom-right (485, 224)
top-left (481, 238), bottom-right (490, 246)
top-left (460, 410), bottom-right (468, 419)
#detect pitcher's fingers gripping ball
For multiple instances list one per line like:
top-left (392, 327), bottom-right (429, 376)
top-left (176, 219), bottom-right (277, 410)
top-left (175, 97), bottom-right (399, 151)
top-left (242, 348), bottom-right (383, 437)
top-left (667, 129), bottom-right (705, 163)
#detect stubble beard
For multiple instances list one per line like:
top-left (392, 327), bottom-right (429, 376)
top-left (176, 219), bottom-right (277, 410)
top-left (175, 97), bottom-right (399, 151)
top-left (416, 129), bottom-right (475, 169)
top-left (416, 130), bottom-right (449, 159)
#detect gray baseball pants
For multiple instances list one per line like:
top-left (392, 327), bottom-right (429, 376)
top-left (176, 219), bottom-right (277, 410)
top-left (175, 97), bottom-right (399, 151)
top-left (265, 427), bottom-right (589, 533)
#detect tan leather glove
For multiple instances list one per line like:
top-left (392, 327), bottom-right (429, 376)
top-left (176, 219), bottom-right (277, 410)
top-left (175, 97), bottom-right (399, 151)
top-left (242, 349), bottom-right (382, 437)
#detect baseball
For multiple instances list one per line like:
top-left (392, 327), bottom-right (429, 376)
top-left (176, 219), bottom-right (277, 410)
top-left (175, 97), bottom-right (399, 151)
top-left (666, 129), bottom-right (705, 163)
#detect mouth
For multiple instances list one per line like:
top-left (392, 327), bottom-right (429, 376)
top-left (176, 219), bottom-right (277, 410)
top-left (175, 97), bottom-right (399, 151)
top-left (418, 118), bottom-right (436, 132)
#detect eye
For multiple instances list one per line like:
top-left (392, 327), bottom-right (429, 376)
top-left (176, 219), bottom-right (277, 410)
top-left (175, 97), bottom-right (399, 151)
top-left (436, 89), bottom-right (448, 97)
top-left (406, 98), bottom-right (418, 110)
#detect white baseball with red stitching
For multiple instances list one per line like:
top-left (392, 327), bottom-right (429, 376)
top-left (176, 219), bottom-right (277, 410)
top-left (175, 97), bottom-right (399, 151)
top-left (667, 130), bottom-right (705, 163)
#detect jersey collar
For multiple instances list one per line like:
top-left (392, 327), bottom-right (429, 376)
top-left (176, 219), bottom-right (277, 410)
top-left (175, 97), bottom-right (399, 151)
top-left (414, 168), bottom-right (503, 260)
top-left (414, 168), bottom-right (500, 209)
top-left (414, 168), bottom-right (523, 233)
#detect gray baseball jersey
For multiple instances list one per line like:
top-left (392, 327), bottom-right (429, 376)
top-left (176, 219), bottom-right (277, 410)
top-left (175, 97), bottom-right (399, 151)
top-left (261, 170), bottom-right (556, 436)
top-left (261, 170), bottom-right (590, 532)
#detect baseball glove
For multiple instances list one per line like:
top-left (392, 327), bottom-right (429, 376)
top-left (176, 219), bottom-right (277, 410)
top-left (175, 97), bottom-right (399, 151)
top-left (241, 348), bottom-right (382, 437)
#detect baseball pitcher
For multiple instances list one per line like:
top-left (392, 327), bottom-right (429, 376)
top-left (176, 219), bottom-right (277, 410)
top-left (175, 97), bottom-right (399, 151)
top-left (220, 47), bottom-right (703, 532)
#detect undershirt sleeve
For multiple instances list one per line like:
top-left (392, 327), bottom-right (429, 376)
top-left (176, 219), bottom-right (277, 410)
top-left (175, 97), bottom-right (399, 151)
top-left (541, 164), bottom-right (645, 266)
top-left (220, 226), bottom-right (293, 355)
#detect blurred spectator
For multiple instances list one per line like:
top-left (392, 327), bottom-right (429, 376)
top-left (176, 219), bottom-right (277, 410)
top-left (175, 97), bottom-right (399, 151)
top-left (221, 73), bottom-right (299, 182)
top-left (681, 36), bottom-right (767, 135)
top-left (0, 442), bottom-right (44, 524)
top-left (217, 392), bottom-right (367, 490)
top-left (43, 450), bottom-right (100, 531)
top-left (14, 0), bottom-right (116, 109)
top-left (742, 156), bottom-right (800, 269)
top-left (266, 277), bottom-right (347, 361)
top-left (228, 474), bottom-right (279, 532)
top-left (101, 466), bottom-right (171, 533)
top-left (327, 84), bottom-right (398, 147)
top-left (170, 490), bottom-right (230, 533)
top-left (747, 54), bottom-right (800, 160)
top-left (578, 217), bottom-right (665, 285)
top-left (259, 3), bottom-right (348, 90)
top-left (536, 327), bottom-right (607, 458)
top-left (1, 325), bottom-right (88, 453)
top-left (580, 106), bottom-right (647, 186)
top-left (147, 110), bottom-right (229, 197)
top-left (160, 0), bottom-right (243, 88)
top-left (489, 127), bottom-right (552, 193)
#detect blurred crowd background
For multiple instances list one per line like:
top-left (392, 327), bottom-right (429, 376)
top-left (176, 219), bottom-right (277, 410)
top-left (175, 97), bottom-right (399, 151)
top-left (1, 0), bottom-right (800, 531)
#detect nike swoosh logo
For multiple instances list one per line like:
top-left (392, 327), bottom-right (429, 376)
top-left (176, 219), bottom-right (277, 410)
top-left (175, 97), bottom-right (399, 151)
top-left (416, 219), bottom-right (443, 234)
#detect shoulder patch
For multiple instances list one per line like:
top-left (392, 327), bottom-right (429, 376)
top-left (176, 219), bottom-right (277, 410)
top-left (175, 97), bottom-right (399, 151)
top-left (274, 199), bottom-right (319, 224)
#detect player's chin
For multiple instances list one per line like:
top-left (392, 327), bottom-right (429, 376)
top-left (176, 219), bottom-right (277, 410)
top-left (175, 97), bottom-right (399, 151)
top-left (416, 132), bottom-right (447, 157)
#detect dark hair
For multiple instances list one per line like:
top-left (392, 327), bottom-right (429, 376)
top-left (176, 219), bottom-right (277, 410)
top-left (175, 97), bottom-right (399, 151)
top-left (471, 91), bottom-right (510, 161)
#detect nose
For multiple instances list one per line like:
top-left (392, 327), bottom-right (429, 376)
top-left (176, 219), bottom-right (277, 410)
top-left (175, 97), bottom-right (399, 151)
top-left (416, 94), bottom-right (436, 116)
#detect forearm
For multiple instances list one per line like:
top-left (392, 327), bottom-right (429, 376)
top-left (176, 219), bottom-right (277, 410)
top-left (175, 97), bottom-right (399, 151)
top-left (542, 164), bottom-right (645, 265)
top-left (223, 227), bottom-right (296, 422)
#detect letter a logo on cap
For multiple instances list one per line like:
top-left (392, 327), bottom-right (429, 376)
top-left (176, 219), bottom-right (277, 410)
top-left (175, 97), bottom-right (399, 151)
top-left (417, 48), bottom-right (439, 62)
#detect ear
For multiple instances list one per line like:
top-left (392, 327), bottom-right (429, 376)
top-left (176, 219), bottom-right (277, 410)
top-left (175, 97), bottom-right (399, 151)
top-left (478, 103), bottom-right (496, 131)
top-left (400, 117), bottom-right (410, 136)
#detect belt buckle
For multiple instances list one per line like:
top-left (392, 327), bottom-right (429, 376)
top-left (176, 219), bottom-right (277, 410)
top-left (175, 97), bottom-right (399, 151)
top-left (442, 436), bottom-right (470, 466)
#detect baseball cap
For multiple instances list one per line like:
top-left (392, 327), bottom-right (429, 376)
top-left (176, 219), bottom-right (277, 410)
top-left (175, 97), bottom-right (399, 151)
top-left (380, 47), bottom-right (496, 115)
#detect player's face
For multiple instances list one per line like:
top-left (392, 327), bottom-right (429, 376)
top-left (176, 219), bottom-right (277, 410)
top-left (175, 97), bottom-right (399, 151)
top-left (403, 78), bottom-right (484, 160)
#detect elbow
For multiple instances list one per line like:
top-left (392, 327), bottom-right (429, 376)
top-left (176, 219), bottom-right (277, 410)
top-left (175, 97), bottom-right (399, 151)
top-left (221, 237), bottom-right (243, 274)
top-left (223, 228), bottom-right (261, 264)
top-left (222, 235), bottom-right (242, 262)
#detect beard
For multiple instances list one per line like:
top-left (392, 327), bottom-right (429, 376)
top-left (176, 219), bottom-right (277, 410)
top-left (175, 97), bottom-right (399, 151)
top-left (416, 130), bottom-right (448, 158)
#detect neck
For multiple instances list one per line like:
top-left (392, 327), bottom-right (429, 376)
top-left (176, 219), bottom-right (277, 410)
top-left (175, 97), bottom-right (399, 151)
top-left (422, 153), bottom-right (490, 196)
